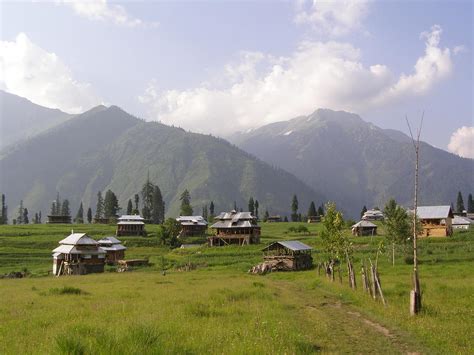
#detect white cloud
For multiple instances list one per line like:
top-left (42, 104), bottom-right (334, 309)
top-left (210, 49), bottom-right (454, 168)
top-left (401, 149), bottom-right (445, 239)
top-left (0, 33), bottom-right (101, 113)
top-left (448, 126), bottom-right (474, 159)
top-left (139, 25), bottom-right (455, 136)
top-left (295, 0), bottom-right (371, 37)
top-left (59, 0), bottom-right (158, 28)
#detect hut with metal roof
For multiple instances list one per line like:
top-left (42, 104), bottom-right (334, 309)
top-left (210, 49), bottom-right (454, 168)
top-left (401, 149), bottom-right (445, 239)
top-left (176, 216), bottom-right (208, 237)
top-left (209, 210), bottom-right (260, 246)
top-left (351, 220), bottom-right (377, 236)
top-left (97, 236), bottom-right (127, 263)
top-left (116, 215), bottom-right (146, 236)
top-left (416, 205), bottom-right (453, 237)
top-left (261, 241), bottom-right (313, 271)
top-left (52, 233), bottom-right (106, 276)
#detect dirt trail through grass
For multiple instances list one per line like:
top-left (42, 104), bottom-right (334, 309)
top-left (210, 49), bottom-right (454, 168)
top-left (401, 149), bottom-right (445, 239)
top-left (269, 278), bottom-right (422, 354)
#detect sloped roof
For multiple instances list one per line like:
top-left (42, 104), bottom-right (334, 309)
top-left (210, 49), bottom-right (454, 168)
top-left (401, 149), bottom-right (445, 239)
top-left (263, 240), bottom-right (312, 252)
top-left (352, 220), bottom-right (377, 228)
top-left (97, 236), bottom-right (122, 245)
top-left (118, 215), bottom-right (144, 221)
top-left (58, 233), bottom-right (98, 246)
top-left (417, 206), bottom-right (453, 219)
top-left (452, 216), bottom-right (473, 225)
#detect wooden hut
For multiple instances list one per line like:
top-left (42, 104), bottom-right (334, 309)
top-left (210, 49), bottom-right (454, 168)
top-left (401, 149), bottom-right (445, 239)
top-left (417, 205), bottom-right (453, 237)
top-left (267, 215), bottom-right (282, 223)
top-left (47, 215), bottom-right (72, 224)
top-left (209, 210), bottom-right (260, 246)
top-left (52, 233), bottom-right (106, 275)
top-left (262, 241), bottom-right (313, 271)
top-left (362, 209), bottom-right (384, 221)
top-left (176, 216), bottom-right (208, 237)
top-left (97, 236), bottom-right (126, 263)
top-left (351, 220), bottom-right (377, 236)
top-left (116, 215), bottom-right (146, 236)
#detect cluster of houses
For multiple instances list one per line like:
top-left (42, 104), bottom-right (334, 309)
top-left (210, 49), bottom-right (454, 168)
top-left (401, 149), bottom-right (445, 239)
top-left (51, 203), bottom-right (472, 276)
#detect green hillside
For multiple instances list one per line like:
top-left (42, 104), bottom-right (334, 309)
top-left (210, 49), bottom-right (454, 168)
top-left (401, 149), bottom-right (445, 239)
top-left (0, 105), bottom-right (324, 219)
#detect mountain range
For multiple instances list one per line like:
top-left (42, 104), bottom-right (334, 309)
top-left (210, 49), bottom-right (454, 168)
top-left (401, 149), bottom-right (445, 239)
top-left (0, 96), bottom-right (323, 220)
top-left (229, 109), bottom-right (474, 217)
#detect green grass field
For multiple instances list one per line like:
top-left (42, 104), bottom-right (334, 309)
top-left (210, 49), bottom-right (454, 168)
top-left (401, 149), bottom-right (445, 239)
top-left (1, 222), bottom-right (473, 354)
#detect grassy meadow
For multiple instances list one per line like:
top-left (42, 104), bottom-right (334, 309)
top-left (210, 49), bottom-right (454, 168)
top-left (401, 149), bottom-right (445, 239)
top-left (0, 222), bottom-right (473, 354)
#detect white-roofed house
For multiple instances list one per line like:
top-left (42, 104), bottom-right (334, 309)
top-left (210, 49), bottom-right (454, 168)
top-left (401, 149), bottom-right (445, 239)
top-left (351, 220), bottom-right (378, 236)
top-left (116, 215), bottom-right (146, 237)
top-left (52, 233), bottom-right (106, 275)
top-left (417, 205), bottom-right (454, 237)
top-left (261, 241), bottom-right (313, 271)
top-left (176, 216), bottom-right (208, 237)
top-left (97, 236), bottom-right (127, 263)
top-left (209, 210), bottom-right (260, 246)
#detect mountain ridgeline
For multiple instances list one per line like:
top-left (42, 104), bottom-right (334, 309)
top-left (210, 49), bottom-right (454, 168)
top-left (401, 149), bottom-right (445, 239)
top-left (0, 102), bottom-right (324, 220)
top-left (229, 109), bottom-right (474, 218)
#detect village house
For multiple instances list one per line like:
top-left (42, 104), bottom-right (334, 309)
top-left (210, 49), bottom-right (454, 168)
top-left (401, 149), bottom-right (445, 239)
top-left (261, 241), bottom-right (313, 271)
top-left (47, 214), bottom-right (72, 224)
top-left (176, 216), bottom-right (208, 237)
top-left (97, 236), bottom-right (127, 263)
top-left (452, 215), bottom-right (472, 230)
top-left (52, 233), bottom-right (106, 276)
top-left (209, 210), bottom-right (260, 246)
top-left (351, 220), bottom-right (378, 236)
top-left (362, 209), bottom-right (384, 221)
top-left (417, 205), bottom-right (453, 237)
top-left (116, 215), bottom-right (146, 236)
top-left (266, 215), bottom-right (282, 223)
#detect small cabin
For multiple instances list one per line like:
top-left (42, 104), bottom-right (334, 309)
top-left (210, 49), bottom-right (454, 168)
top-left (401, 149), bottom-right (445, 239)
top-left (417, 205), bottom-right (453, 237)
top-left (451, 215), bottom-right (472, 230)
top-left (262, 241), bottom-right (313, 271)
top-left (307, 215), bottom-right (321, 224)
top-left (267, 215), bottom-right (282, 223)
top-left (47, 215), bottom-right (72, 224)
top-left (116, 215), bottom-right (146, 236)
top-left (351, 220), bottom-right (377, 236)
top-left (52, 233), bottom-right (106, 276)
top-left (362, 209), bottom-right (384, 221)
top-left (176, 216), bottom-right (208, 237)
top-left (209, 210), bottom-right (260, 246)
top-left (97, 236), bottom-right (127, 263)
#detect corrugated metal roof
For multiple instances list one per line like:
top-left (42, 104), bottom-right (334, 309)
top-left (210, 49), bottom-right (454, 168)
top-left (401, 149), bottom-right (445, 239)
top-left (417, 206), bottom-right (453, 219)
top-left (352, 220), bottom-right (377, 228)
top-left (58, 233), bottom-right (98, 246)
top-left (263, 240), bottom-right (312, 251)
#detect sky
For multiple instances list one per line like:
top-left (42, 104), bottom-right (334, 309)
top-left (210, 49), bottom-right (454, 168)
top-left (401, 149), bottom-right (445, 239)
top-left (1, 0), bottom-right (473, 158)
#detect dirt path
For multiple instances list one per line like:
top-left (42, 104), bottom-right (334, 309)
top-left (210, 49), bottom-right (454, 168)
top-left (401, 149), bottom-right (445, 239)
top-left (270, 278), bottom-right (421, 354)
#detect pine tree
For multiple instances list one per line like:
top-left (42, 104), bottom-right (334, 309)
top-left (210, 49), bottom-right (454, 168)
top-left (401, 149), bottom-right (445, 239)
top-left (209, 201), bottom-right (215, 217)
top-left (456, 191), bottom-right (465, 213)
top-left (61, 199), bottom-right (70, 217)
top-left (87, 207), bottom-right (92, 223)
top-left (151, 185), bottom-right (165, 224)
top-left (141, 175), bottom-right (154, 220)
top-left (95, 191), bottom-right (104, 219)
top-left (180, 189), bottom-right (193, 216)
top-left (127, 199), bottom-right (133, 215)
top-left (360, 205), bottom-right (367, 219)
top-left (254, 200), bottom-right (259, 219)
top-left (17, 200), bottom-right (24, 224)
top-left (468, 193), bottom-right (474, 213)
top-left (104, 190), bottom-right (120, 219)
top-left (23, 208), bottom-right (29, 224)
top-left (133, 194), bottom-right (140, 214)
top-left (248, 197), bottom-right (255, 215)
top-left (307, 201), bottom-right (317, 217)
top-left (0, 194), bottom-right (7, 224)
top-left (75, 202), bottom-right (84, 223)
top-left (291, 195), bottom-right (299, 222)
